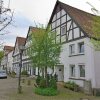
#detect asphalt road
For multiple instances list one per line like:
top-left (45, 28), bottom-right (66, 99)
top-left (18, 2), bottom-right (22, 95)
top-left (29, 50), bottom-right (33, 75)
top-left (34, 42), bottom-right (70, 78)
top-left (0, 77), bottom-right (18, 100)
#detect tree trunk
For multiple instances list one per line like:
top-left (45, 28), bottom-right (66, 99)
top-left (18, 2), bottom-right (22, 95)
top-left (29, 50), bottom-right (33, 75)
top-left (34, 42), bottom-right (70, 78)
top-left (42, 68), bottom-right (44, 78)
top-left (38, 67), bottom-right (39, 76)
top-left (45, 66), bottom-right (48, 87)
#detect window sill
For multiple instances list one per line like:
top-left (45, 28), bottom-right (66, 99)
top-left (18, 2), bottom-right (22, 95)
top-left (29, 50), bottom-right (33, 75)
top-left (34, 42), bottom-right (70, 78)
top-left (69, 53), bottom-right (84, 57)
top-left (69, 77), bottom-right (85, 81)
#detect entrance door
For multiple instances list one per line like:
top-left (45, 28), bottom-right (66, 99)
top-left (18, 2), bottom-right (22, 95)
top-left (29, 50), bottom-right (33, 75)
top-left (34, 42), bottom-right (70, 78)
top-left (56, 65), bottom-right (64, 81)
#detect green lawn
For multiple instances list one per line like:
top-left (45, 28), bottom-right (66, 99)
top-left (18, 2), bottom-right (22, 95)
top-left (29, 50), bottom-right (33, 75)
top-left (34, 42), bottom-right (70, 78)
top-left (8, 78), bottom-right (100, 100)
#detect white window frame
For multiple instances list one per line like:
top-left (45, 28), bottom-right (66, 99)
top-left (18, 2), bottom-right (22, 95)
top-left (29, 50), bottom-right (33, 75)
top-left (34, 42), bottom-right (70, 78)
top-left (78, 42), bottom-right (84, 54)
top-left (78, 64), bottom-right (85, 78)
top-left (70, 64), bottom-right (75, 77)
top-left (69, 44), bottom-right (75, 55)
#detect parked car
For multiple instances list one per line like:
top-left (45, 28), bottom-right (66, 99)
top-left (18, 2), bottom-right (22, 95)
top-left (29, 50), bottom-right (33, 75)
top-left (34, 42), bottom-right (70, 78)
top-left (0, 70), bottom-right (7, 79)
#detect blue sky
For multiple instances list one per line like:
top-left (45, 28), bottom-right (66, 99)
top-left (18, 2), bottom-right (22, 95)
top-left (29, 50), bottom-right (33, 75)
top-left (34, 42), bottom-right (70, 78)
top-left (1, 0), bottom-right (100, 47)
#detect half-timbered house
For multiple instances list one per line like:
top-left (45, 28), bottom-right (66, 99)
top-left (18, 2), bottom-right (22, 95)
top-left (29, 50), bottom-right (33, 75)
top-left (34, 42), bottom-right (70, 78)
top-left (22, 26), bottom-right (38, 76)
top-left (48, 0), bottom-right (100, 90)
top-left (12, 37), bottom-right (26, 76)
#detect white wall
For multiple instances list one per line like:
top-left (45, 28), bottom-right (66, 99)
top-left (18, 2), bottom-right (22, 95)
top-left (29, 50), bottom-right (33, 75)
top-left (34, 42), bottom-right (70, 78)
top-left (7, 51), bottom-right (13, 72)
top-left (94, 51), bottom-right (100, 88)
top-left (59, 38), bottom-right (96, 88)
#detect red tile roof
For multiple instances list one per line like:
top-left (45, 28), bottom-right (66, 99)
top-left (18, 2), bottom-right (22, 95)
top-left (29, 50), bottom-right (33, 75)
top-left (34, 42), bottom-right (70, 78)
top-left (16, 36), bottom-right (26, 46)
top-left (4, 46), bottom-right (14, 51)
top-left (4, 46), bottom-right (14, 55)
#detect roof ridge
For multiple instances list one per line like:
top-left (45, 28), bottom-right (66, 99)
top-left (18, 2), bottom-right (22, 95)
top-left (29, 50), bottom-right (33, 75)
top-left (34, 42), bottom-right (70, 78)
top-left (58, 0), bottom-right (95, 16)
top-left (17, 36), bottom-right (26, 39)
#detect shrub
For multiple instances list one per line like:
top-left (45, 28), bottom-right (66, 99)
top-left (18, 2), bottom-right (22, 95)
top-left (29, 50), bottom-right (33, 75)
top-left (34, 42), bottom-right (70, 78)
top-left (35, 87), bottom-right (58, 96)
top-left (54, 73), bottom-right (58, 82)
top-left (11, 71), bottom-right (16, 75)
top-left (39, 78), bottom-right (46, 88)
top-left (10, 71), bottom-right (16, 77)
top-left (36, 75), bottom-right (41, 85)
top-left (64, 81), bottom-right (79, 91)
top-left (21, 70), bottom-right (28, 75)
top-left (49, 78), bottom-right (57, 89)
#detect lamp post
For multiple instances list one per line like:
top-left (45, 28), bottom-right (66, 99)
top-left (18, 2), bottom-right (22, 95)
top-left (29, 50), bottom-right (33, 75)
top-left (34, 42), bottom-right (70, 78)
top-left (18, 45), bottom-right (25, 93)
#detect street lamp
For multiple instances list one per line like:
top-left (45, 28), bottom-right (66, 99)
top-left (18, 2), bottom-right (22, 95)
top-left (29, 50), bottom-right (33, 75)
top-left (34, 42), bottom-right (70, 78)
top-left (18, 45), bottom-right (25, 93)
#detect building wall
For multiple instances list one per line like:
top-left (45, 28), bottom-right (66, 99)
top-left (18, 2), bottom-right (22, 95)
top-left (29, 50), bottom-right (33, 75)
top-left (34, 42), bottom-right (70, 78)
top-left (1, 56), bottom-right (7, 70)
top-left (22, 31), bottom-right (36, 76)
top-left (13, 41), bottom-right (20, 75)
top-left (59, 38), bottom-right (96, 88)
top-left (94, 51), bottom-right (100, 88)
top-left (49, 7), bottom-right (100, 88)
top-left (7, 51), bottom-right (13, 72)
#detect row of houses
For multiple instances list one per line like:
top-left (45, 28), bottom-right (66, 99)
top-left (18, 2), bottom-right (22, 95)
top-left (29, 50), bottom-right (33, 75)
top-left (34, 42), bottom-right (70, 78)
top-left (0, 0), bottom-right (100, 90)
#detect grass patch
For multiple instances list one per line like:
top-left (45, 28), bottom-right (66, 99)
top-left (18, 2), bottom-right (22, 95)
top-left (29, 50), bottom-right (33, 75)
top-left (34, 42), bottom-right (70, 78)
top-left (34, 87), bottom-right (58, 96)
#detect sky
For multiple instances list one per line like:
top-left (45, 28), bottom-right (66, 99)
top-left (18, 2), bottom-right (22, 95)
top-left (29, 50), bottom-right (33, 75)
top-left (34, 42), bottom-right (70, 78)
top-left (0, 0), bottom-right (100, 47)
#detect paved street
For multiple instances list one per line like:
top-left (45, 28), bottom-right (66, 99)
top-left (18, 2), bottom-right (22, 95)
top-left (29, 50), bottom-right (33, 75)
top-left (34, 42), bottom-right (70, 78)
top-left (0, 77), bottom-right (100, 100)
top-left (0, 77), bottom-right (17, 100)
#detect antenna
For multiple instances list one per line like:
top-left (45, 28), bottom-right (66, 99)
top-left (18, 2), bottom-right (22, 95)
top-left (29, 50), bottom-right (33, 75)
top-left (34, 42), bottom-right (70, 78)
top-left (86, 2), bottom-right (100, 15)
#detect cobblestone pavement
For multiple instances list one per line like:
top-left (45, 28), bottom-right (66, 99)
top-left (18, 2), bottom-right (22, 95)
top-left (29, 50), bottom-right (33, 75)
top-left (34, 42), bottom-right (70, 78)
top-left (0, 77), bottom-right (18, 100)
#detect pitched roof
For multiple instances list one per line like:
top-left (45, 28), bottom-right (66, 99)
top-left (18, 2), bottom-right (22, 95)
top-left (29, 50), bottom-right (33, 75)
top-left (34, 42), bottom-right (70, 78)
top-left (24, 26), bottom-right (41, 45)
top-left (28, 26), bottom-right (41, 34)
top-left (4, 46), bottom-right (14, 55)
top-left (16, 36), bottom-right (26, 46)
top-left (49, 0), bottom-right (97, 38)
top-left (12, 37), bottom-right (26, 55)
top-left (4, 46), bottom-right (14, 51)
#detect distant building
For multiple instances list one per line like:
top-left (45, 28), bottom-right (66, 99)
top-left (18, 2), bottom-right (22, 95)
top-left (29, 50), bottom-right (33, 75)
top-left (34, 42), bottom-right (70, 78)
top-left (12, 37), bottom-right (26, 76)
top-left (22, 26), bottom-right (38, 76)
top-left (1, 46), bottom-right (14, 72)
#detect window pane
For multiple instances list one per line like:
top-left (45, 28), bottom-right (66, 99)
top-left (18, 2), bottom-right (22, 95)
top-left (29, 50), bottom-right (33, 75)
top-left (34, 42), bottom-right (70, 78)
top-left (78, 42), bottom-right (84, 53)
top-left (79, 65), bottom-right (85, 77)
top-left (70, 65), bottom-right (75, 77)
top-left (69, 44), bottom-right (75, 55)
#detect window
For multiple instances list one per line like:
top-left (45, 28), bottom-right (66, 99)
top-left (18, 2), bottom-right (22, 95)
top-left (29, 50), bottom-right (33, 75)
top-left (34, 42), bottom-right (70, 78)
top-left (61, 25), bottom-right (66, 35)
top-left (78, 42), bottom-right (84, 53)
top-left (69, 44), bottom-right (75, 55)
top-left (79, 65), bottom-right (85, 77)
top-left (70, 65), bottom-right (75, 77)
